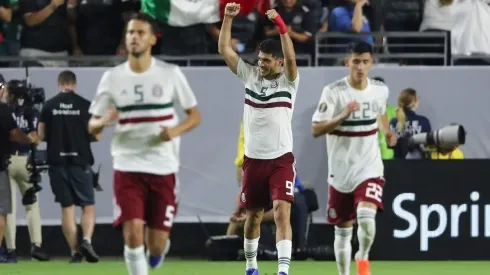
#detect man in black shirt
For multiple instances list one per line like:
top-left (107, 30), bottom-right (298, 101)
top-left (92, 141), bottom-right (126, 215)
top-left (0, 75), bottom-right (33, 262)
top-left (37, 70), bottom-right (99, 263)
top-left (18, 0), bottom-right (78, 67)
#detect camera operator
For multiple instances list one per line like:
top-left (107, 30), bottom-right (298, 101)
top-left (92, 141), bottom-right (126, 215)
top-left (37, 70), bottom-right (99, 263)
top-left (2, 80), bottom-right (50, 263)
top-left (0, 74), bottom-right (35, 262)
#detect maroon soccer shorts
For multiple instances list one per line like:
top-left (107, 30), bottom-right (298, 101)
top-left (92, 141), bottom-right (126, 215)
top-left (240, 152), bottom-right (296, 209)
top-left (113, 170), bottom-right (178, 232)
top-left (326, 177), bottom-right (385, 225)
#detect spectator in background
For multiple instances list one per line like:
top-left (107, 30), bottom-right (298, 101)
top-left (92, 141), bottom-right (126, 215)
top-left (208, 8), bottom-right (259, 54)
top-left (328, 0), bottom-right (373, 52)
top-left (389, 88), bottom-right (432, 159)
top-left (382, 0), bottom-right (424, 64)
top-left (451, 0), bottom-right (490, 65)
top-left (263, 0), bottom-right (319, 55)
top-left (18, 0), bottom-right (79, 67)
top-left (372, 76), bottom-right (396, 160)
top-left (73, 0), bottom-right (137, 62)
top-left (418, 0), bottom-right (467, 65)
top-left (0, 0), bottom-right (12, 67)
top-left (2, 0), bottom-right (22, 67)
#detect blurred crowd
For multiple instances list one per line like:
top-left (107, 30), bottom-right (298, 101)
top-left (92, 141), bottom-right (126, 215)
top-left (0, 0), bottom-right (488, 67)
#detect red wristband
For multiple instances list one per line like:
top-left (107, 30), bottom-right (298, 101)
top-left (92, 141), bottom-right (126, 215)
top-left (273, 15), bottom-right (288, 34)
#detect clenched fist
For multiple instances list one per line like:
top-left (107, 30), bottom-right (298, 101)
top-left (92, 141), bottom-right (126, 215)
top-left (224, 2), bottom-right (240, 17)
top-left (266, 9), bottom-right (279, 21)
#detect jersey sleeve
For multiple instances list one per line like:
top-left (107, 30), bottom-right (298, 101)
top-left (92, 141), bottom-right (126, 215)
top-left (236, 58), bottom-right (255, 83)
top-left (174, 67), bottom-right (198, 110)
top-left (312, 86), bottom-right (335, 122)
top-left (89, 70), bottom-right (114, 117)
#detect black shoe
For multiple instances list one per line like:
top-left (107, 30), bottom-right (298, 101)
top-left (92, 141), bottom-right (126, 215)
top-left (79, 240), bottom-right (99, 263)
top-left (69, 252), bottom-right (83, 263)
top-left (31, 245), bottom-right (50, 262)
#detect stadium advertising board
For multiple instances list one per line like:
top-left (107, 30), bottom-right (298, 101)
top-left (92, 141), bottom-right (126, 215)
top-left (371, 160), bottom-right (490, 260)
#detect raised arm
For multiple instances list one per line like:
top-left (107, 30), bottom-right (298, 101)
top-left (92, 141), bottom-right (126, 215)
top-left (218, 3), bottom-right (241, 75)
top-left (266, 9), bottom-right (297, 82)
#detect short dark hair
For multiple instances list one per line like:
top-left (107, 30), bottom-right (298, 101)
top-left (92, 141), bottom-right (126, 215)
top-left (58, 70), bottom-right (76, 85)
top-left (347, 41), bottom-right (373, 55)
top-left (372, 76), bottom-right (385, 83)
top-left (258, 39), bottom-right (283, 58)
top-left (129, 12), bottom-right (159, 34)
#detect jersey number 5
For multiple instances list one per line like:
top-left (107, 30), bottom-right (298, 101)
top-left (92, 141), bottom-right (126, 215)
top-left (134, 84), bottom-right (144, 103)
top-left (365, 182), bottom-right (383, 203)
top-left (163, 205), bottom-right (176, 228)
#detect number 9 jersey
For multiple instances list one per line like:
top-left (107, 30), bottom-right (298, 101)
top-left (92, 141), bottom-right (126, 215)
top-left (312, 77), bottom-right (389, 193)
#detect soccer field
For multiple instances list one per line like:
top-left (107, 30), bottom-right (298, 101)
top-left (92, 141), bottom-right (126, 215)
top-left (1, 259), bottom-right (489, 275)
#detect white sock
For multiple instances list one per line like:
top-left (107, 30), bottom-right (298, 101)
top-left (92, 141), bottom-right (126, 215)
top-left (83, 237), bottom-right (91, 244)
top-left (334, 226), bottom-right (353, 275)
top-left (244, 237), bottom-right (259, 270)
top-left (276, 240), bottom-right (292, 274)
top-left (124, 246), bottom-right (149, 275)
top-left (357, 207), bottom-right (377, 260)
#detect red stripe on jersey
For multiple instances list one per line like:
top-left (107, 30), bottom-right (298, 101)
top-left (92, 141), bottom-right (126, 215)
top-left (119, 115), bottom-right (174, 124)
top-left (245, 99), bottom-right (292, 109)
top-left (330, 128), bottom-right (378, 137)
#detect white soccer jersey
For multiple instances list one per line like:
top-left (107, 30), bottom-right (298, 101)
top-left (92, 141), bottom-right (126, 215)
top-left (89, 58), bottom-right (198, 175)
top-left (237, 59), bottom-right (300, 159)
top-left (312, 77), bottom-right (389, 193)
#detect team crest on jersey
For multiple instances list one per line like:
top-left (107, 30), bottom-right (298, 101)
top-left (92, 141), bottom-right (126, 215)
top-left (318, 102), bottom-right (328, 113)
top-left (271, 80), bottom-right (278, 88)
top-left (241, 192), bottom-right (246, 202)
top-left (152, 84), bottom-right (163, 97)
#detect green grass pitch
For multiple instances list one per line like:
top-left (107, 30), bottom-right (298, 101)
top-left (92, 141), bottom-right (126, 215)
top-left (1, 259), bottom-right (489, 274)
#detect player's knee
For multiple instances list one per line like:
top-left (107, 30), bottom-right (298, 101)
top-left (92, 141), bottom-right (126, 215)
top-left (334, 226), bottom-right (353, 241)
top-left (273, 200), bottom-right (291, 228)
top-left (357, 207), bottom-right (376, 231)
top-left (123, 220), bottom-right (145, 248)
top-left (245, 210), bottom-right (263, 228)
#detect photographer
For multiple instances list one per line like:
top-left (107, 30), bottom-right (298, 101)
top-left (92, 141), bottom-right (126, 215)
top-left (0, 75), bottom-right (34, 262)
top-left (389, 88), bottom-right (432, 159)
top-left (2, 80), bottom-right (50, 262)
top-left (37, 70), bottom-right (99, 263)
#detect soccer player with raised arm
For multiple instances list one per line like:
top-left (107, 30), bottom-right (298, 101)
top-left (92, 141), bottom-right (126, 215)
top-left (311, 41), bottom-right (397, 275)
top-left (218, 3), bottom-right (300, 275)
top-left (87, 13), bottom-right (201, 275)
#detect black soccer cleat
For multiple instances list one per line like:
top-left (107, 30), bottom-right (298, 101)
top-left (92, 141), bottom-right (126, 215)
top-left (31, 244), bottom-right (50, 261)
top-left (69, 252), bottom-right (83, 263)
top-left (79, 240), bottom-right (99, 263)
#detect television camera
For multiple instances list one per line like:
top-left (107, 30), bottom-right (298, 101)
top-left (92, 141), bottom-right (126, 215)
top-left (7, 78), bottom-right (47, 205)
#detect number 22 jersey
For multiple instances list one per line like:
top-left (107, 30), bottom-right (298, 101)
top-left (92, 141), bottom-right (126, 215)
top-left (89, 58), bottom-right (198, 176)
top-left (312, 77), bottom-right (389, 193)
